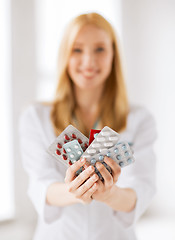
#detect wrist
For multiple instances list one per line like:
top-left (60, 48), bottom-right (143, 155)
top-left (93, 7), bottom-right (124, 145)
top-left (104, 185), bottom-right (137, 212)
top-left (103, 185), bottom-right (120, 205)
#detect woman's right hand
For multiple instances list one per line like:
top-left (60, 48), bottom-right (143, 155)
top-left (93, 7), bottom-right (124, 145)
top-left (64, 158), bottom-right (99, 204)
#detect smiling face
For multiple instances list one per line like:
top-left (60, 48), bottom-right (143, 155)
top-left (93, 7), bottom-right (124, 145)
top-left (67, 24), bottom-right (114, 91)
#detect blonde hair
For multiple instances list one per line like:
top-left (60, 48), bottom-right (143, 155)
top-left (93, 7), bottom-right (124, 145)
top-left (49, 12), bottom-right (129, 137)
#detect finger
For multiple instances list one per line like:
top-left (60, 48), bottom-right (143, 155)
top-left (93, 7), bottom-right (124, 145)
top-left (75, 173), bottom-right (99, 197)
top-left (81, 181), bottom-right (98, 200)
top-left (96, 162), bottom-right (113, 188)
top-left (104, 156), bottom-right (121, 183)
top-left (84, 162), bottom-right (96, 178)
top-left (84, 162), bottom-right (91, 169)
top-left (68, 165), bottom-right (95, 192)
top-left (65, 157), bottom-right (86, 183)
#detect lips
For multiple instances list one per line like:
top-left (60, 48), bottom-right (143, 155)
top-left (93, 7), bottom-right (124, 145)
top-left (80, 70), bottom-right (99, 79)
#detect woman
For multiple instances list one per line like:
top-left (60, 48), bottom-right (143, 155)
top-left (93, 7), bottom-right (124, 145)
top-left (19, 12), bottom-right (157, 240)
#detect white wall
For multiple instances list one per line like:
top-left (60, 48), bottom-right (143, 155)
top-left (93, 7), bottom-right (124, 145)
top-left (0, 0), bottom-right (15, 221)
top-left (121, 0), bottom-right (175, 239)
top-left (11, 0), bottom-right (37, 226)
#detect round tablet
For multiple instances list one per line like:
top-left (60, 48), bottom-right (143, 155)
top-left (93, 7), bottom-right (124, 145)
top-left (116, 155), bottom-right (121, 160)
top-left (127, 158), bottom-right (132, 164)
top-left (119, 161), bottom-right (124, 167)
top-left (124, 151), bottom-right (129, 157)
top-left (107, 151), bottom-right (111, 157)
top-left (67, 148), bottom-right (71, 152)
top-left (91, 158), bottom-right (96, 164)
top-left (99, 155), bottom-right (104, 161)
top-left (114, 148), bottom-right (119, 154)
top-left (122, 144), bottom-right (127, 150)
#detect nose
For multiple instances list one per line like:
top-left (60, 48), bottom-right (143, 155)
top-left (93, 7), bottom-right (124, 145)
top-left (82, 51), bottom-right (95, 70)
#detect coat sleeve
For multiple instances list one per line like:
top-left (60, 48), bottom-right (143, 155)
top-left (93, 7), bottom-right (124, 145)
top-left (19, 105), bottom-right (64, 224)
top-left (114, 107), bottom-right (157, 228)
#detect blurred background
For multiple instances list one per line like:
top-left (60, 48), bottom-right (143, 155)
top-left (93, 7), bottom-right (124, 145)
top-left (0, 0), bottom-right (175, 239)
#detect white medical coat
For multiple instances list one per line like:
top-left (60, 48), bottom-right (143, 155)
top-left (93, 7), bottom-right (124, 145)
top-left (19, 103), bottom-right (157, 240)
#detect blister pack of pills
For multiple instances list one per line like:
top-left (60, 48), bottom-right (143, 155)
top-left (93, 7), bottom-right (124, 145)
top-left (47, 125), bottom-right (135, 180)
top-left (81, 126), bottom-right (135, 168)
top-left (47, 125), bottom-right (89, 167)
top-left (87, 141), bottom-right (134, 168)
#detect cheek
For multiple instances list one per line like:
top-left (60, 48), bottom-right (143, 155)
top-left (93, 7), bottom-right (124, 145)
top-left (100, 54), bottom-right (113, 72)
top-left (67, 57), bottom-right (77, 75)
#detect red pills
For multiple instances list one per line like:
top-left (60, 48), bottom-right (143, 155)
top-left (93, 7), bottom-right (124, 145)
top-left (56, 149), bottom-right (61, 155)
top-left (68, 160), bottom-right (72, 165)
top-left (64, 134), bottom-right (70, 140)
top-left (78, 138), bottom-right (82, 144)
top-left (62, 154), bottom-right (67, 160)
top-left (72, 133), bottom-right (77, 139)
top-left (57, 143), bottom-right (62, 149)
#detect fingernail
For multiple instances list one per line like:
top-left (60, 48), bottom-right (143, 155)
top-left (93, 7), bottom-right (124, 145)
top-left (96, 162), bottom-right (101, 167)
top-left (84, 163), bottom-right (89, 169)
top-left (93, 174), bottom-right (98, 180)
top-left (87, 166), bottom-right (94, 172)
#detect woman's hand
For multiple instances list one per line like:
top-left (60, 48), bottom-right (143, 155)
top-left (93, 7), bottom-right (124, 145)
top-left (91, 156), bottom-right (121, 203)
top-left (64, 158), bottom-right (99, 204)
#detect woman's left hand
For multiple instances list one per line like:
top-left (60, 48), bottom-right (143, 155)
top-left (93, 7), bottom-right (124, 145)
top-left (91, 156), bottom-right (121, 202)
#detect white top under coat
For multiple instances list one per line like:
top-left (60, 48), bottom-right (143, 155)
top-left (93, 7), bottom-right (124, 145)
top-left (19, 103), bottom-right (157, 240)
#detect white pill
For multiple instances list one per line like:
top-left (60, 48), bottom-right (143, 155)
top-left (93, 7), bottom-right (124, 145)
top-left (77, 151), bottom-right (82, 155)
top-left (92, 143), bottom-right (101, 148)
top-left (101, 131), bottom-right (110, 136)
top-left (109, 136), bottom-right (119, 141)
top-left (67, 148), bottom-right (71, 152)
top-left (97, 137), bottom-right (105, 142)
top-left (70, 154), bottom-right (74, 158)
top-left (74, 145), bottom-right (78, 149)
top-left (87, 149), bottom-right (96, 154)
top-left (83, 155), bottom-right (91, 159)
top-left (99, 148), bottom-right (107, 152)
top-left (104, 142), bottom-right (113, 147)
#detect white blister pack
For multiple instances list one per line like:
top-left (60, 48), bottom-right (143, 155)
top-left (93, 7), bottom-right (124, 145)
top-left (88, 141), bottom-right (134, 168)
top-left (81, 126), bottom-right (135, 168)
top-left (47, 125), bottom-right (89, 167)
